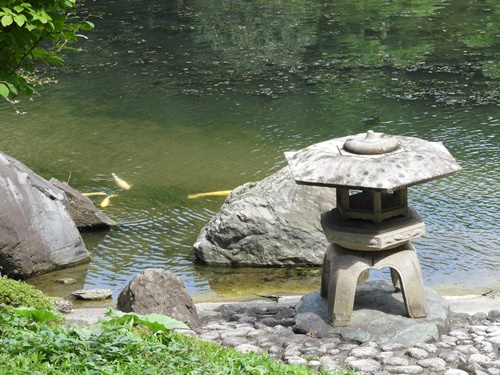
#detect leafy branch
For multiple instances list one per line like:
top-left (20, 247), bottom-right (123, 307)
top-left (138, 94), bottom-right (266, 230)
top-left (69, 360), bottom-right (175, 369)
top-left (0, 0), bottom-right (95, 111)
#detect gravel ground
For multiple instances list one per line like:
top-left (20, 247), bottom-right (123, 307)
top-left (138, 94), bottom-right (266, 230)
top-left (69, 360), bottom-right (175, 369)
top-left (65, 293), bottom-right (500, 375)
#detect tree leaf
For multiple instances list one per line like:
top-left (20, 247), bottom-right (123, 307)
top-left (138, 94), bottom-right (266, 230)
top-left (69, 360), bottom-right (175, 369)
top-left (14, 14), bottom-right (27, 27)
top-left (0, 83), bottom-right (9, 98)
top-left (1, 14), bottom-right (13, 27)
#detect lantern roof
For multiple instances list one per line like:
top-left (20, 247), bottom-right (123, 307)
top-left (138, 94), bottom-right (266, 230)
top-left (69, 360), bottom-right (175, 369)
top-left (284, 131), bottom-right (462, 191)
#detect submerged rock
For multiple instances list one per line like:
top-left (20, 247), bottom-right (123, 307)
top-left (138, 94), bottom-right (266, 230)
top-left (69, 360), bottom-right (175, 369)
top-left (0, 152), bottom-right (90, 279)
top-left (193, 166), bottom-right (337, 267)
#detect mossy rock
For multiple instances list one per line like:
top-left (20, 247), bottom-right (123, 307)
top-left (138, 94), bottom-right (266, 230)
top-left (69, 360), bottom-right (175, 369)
top-left (0, 275), bottom-right (63, 323)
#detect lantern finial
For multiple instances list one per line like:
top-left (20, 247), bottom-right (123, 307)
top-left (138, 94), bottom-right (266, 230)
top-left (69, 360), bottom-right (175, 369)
top-left (343, 130), bottom-right (400, 155)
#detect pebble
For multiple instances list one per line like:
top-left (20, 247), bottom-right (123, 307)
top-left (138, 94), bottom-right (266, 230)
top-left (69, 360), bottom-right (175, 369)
top-left (192, 300), bottom-right (500, 375)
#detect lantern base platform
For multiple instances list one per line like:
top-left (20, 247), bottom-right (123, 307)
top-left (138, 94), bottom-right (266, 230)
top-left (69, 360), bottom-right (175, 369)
top-left (295, 281), bottom-right (450, 346)
top-left (321, 207), bottom-right (425, 251)
top-left (320, 242), bottom-right (427, 327)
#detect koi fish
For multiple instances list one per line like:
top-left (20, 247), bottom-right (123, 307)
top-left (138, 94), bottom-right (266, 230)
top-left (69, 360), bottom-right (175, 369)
top-left (82, 192), bottom-right (107, 197)
top-left (187, 190), bottom-right (232, 199)
top-left (112, 173), bottom-right (131, 190)
top-left (100, 194), bottom-right (118, 208)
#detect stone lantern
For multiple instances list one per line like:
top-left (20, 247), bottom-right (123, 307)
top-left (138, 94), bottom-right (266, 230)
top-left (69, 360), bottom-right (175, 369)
top-left (285, 131), bottom-right (461, 327)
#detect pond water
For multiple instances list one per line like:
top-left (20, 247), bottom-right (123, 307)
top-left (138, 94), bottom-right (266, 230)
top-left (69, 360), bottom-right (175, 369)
top-left (2, 0), bottom-right (499, 300)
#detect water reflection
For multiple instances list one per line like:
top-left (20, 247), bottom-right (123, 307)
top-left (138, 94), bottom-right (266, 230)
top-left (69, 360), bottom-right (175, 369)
top-left (26, 264), bottom-right (90, 298)
top-left (0, 0), bottom-right (497, 299)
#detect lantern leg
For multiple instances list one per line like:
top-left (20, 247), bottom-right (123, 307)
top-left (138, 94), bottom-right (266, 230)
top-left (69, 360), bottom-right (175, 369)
top-left (381, 242), bottom-right (427, 319)
top-left (323, 244), bottom-right (371, 327)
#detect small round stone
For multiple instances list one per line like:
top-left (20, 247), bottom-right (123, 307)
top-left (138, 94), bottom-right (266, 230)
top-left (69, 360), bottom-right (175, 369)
top-left (406, 348), bottom-right (429, 360)
top-left (458, 361), bottom-right (487, 373)
top-left (416, 358), bottom-right (447, 372)
top-left (285, 356), bottom-right (307, 365)
top-left (444, 369), bottom-right (469, 375)
top-left (381, 342), bottom-right (408, 351)
top-left (487, 336), bottom-right (500, 345)
top-left (414, 343), bottom-right (438, 353)
top-left (308, 360), bottom-right (321, 367)
top-left (320, 355), bottom-right (344, 373)
top-left (234, 344), bottom-right (262, 354)
top-left (345, 358), bottom-right (382, 373)
top-left (385, 365), bottom-right (424, 374)
top-left (382, 356), bottom-right (410, 366)
top-left (476, 341), bottom-right (494, 353)
top-left (198, 331), bottom-right (220, 342)
top-left (441, 335), bottom-right (459, 345)
top-left (487, 326), bottom-right (500, 335)
top-left (349, 346), bottom-right (379, 358)
top-left (439, 349), bottom-right (466, 363)
top-left (222, 336), bottom-right (249, 347)
top-left (267, 345), bottom-right (282, 355)
top-left (470, 325), bottom-right (488, 334)
top-left (488, 310), bottom-right (500, 322)
top-left (449, 330), bottom-right (470, 340)
top-left (469, 353), bottom-right (493, 364)
top-left (219, 327), bottom-right (252, 339)
top-left (456, 344), bottom-right (480, 355)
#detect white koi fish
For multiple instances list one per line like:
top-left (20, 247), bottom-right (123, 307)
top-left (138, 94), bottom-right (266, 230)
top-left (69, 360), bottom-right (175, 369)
top-left (112, 173), bottom-right (132, 190)
top-left (100, 194), bottom-right (118, 208)
top-left (187, 190), bottom-right (232, 199)
top-left (82, 192), bottom-right (107, 197)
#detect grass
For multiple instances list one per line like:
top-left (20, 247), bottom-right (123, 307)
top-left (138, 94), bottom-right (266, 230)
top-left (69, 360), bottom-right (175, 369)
top-left (0, 305), bottom-right (357, 375)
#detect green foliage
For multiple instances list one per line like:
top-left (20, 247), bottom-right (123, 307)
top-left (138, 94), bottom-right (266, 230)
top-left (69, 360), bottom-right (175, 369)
top-left (0, 305), bottom-right (348, 374)
top-left (6, 305), bottom-right (60, 323)
top-left (102, 307), bottom-right (190, 332)
top-left (0, 275), bottom-right (64, 324)
top-left (0, 0), bottom-right (93, 111)
top-left (0, 275), bottom-right (53, 310)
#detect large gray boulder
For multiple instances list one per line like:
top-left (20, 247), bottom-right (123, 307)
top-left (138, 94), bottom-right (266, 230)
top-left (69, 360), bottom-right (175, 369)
top-left (0, 152), bottom-right (90, 278)
top-left (117, 268), bottom-right (199, 330)
top-left (193, 166), bottom-right (337, 266)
